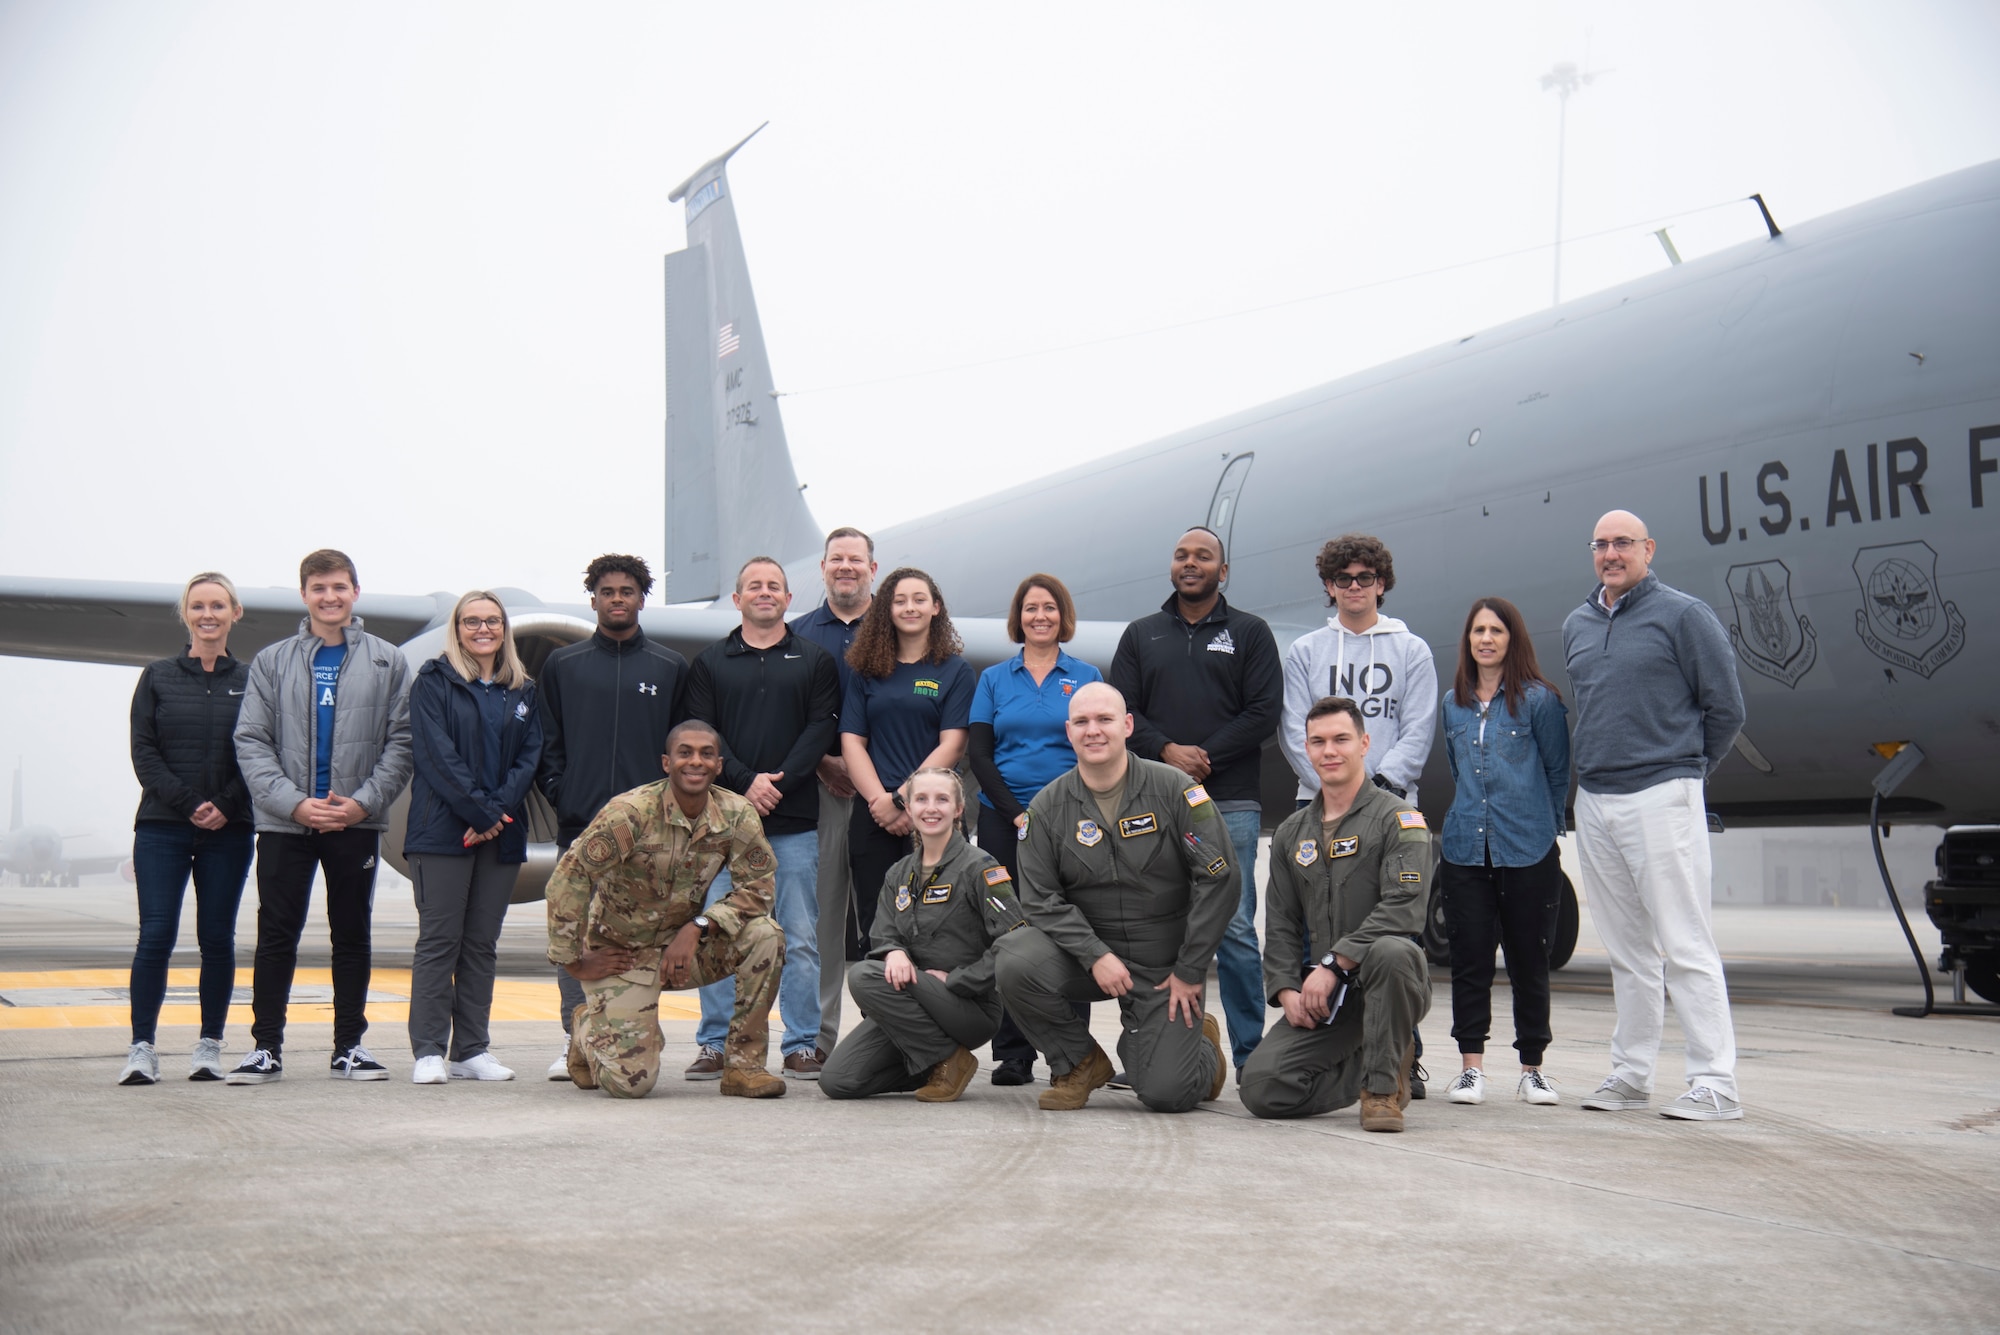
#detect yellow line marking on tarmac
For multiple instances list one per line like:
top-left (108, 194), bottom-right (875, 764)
top-left (0, 969), bottom-right (749, 1029)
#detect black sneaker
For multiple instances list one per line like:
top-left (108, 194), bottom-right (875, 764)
top-left (991, 1057), bottom-right (1035, 1086)
top-left (330, 1046), bottom-right (389, 1081)
top-left (1408, 1060), bottom-right (1429, 1100)
top-left (225, 1049), bottom-right (283, 1084)
top-left (1107, 1069), bottom-right (1133, 1090)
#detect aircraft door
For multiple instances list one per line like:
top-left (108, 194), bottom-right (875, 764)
top-left (1206, 453), bottom-right (1254, 589)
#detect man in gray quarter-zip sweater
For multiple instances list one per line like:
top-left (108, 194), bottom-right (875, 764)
top-left (1562, 510), bottom-right (1747, 1123)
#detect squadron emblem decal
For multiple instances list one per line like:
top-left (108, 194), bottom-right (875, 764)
top-left (1076, 819), bottom-right (1104, 847)
top-left (895, 882), bottom-right (913, 912)
top-left (1725, 560), bottom-right (1818, 688)
top-left (1295, 839), bottom-right (1317, 867)
top-left (1851, 541), bottom-right (1965, 679)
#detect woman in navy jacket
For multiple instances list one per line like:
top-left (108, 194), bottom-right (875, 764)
top-left (121, 572), bottom-right (255, 1086)
top-left (1436, 597), bottom-right (1571, 1108)
top-left (403, 592), bottom-right (542, 1084)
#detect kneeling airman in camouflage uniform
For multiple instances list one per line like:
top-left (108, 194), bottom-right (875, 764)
top-left (995, 683), bottom-right (1234, 1113)
top-left (1240, 696), bottom-right (1432, 1130)
top-left (546, 720), bottom-right (786, 1099)
top-left (821, 767), bottom-right (1028, 1102)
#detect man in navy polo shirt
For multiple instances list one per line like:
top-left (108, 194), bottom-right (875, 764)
top-left (788, 526), bottom-right (876, 1050)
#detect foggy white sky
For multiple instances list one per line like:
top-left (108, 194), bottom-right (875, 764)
top-left (3, 0), bottom-right (1998, 836)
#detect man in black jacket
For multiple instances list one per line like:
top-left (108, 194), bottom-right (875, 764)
top-left (535, 554), bottom-right (686, 1077)
top-left (684, 556), bottom-right (841, 1080)
top-left (1108, 526), bottom-right (1281, 1082)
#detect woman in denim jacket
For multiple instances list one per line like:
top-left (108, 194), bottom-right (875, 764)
top-left (1436, 597), bottom-right (1571, 1108)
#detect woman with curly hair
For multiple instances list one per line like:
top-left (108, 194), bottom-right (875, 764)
top-left (839, 568), bottom-right (974, 953)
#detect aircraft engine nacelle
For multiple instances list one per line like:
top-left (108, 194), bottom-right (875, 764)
top-left (382, 608), bottom-right (596, 903)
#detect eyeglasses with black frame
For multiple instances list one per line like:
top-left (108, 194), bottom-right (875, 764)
top-left (459, 615), bottom-right (505, 630)
top-left (1587, 538), bottom-right (1643, 554)
top-left (1328, 571), bottom-right (1380, 588)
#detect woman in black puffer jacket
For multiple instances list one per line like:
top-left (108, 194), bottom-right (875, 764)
top-left (121, 572), bottom-right (255, 1086)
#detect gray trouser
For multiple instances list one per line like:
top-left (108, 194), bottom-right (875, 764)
top-left (407, 845), bottom-right (520, 1060)
top-left (1239, 935), bottom-right (1430, 1120)
top-left (820, 959), bottom-right (1002, 1099)
top-left (815, 784), bottom-right (855, 1048)
top-left (994, 927), bottom-right (1220, 1114)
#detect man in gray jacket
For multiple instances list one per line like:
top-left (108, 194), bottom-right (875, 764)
top-left (227, 549), bottom-right (412, 1084)
top-left (1562, 511), bottom-right (1746, 1122)
top-left (1239, 696), bottom-right (1431, 1130)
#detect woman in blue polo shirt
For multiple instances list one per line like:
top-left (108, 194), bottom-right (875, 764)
top-left (967, 573), bottom-right (1101, 1085)
top-left (841, 567), bottom-right (975, 953)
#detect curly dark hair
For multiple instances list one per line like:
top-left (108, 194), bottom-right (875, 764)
top-left (583, 553), bottom-right (654, 596)
top-left (847, 567), bottom-right (963, 679)
top-left (1315, 534), bottom-right (1394, 607)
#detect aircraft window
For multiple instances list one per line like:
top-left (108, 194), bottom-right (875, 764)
top-left (1468, 428), bottom-right (1481, 447)
top-left (684, 178), bottom-right (724, 223)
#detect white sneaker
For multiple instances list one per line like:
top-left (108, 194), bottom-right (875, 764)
top-left (547, 1049), bottom-right (573, 1081)
top-left (189, 1036), bottom-right (226, 1081)
top-left (1660, 1084), bottom-right (1743, 1121)
top-left (449, 1053), bottom-right (515, 1081)
top-left (1518, 1069), bottom-right (1560, 1105)
top-left (118, 1041), bottom-right (159, 1086)
top-left (1445, 1067), bottom-right (1485, 1104)
top-left (411, 1055), bottom-right (448, 1085)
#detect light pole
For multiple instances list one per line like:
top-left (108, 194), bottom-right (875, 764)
top-left (1539, 61), bottom-right (1595, 307)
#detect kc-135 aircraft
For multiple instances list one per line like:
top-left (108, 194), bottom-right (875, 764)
top-left (2, 130), bottom-right (1996, 982)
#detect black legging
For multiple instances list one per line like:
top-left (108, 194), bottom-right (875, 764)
top-left (1438, 842), bottom-right (1562, 1066)
top-left (846, 802), bottom-right (911, 961)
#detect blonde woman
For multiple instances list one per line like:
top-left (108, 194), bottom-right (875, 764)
top-left (819, 767), bottom-right (1027, 1102)
top-left (403, 592), bottom-right (543, 1084)
top-left (121, 573), bottom-right (254, 1085)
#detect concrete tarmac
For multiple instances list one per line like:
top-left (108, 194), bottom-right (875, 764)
top-left (2, 874), bottom-right (1997, 1333)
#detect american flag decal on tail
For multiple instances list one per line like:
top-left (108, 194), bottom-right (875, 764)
top-left (718, 323), bottom-right (740, 358)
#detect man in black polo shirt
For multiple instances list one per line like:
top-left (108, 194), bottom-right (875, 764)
top-left (535, 553), bottom-right (687, 1078)
top-left (1108, 525), bottom-right (1281, 1083)
top-left (684, 556), bottom-right (841, 1079)
top-left (788, 526), bottom-right (877, 1050)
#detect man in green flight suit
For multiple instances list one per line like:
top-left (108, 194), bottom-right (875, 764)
top-left (995, 681), bottom-right (1234, 1113)
top-left (546, 720), bottom-right (787, 1099)
top-left (1240, 695), bottom-right (1432, 1131)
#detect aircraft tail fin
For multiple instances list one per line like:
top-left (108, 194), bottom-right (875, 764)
top-left (662, 124), bottom-right (819, 602)
top-left (10, 760), bottom-right (21, 833)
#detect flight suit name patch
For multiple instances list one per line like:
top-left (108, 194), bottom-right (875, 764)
top-left (1295, 839), bottom-right (1317, 867)
top-left (1117, 813), bottom-right (1157, 838)
top-left (1205, 856), bottom-right (1228, 877)
top-left (1076, 820), bottom-right (1104, 847)
top-left (922, 882), bottom-right (953, 904)
top-left (1399, 871), bottom-right (1424, 883)
top-left (1330, 836), bottom-right (1360, 858)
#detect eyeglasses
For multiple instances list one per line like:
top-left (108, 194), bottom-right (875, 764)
top-left (459, 616), bottom-right (504, 630)
top-left (1329, 572), bottom-right (1380, 588)
top-left (1588, 538), bottom-right (1643, 554)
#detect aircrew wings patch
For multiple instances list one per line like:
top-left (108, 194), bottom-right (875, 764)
top-left (1396, 810), bottom-right (1428, 830)
top-left (1184, 785), bottom-right (1211, 807)
top-left (983, 866), bottom-right (1012, 886)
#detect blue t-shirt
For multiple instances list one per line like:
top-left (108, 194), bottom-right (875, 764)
top-left (789, 601), bottom-right (865, 697)
top-left (312, 641), bottom-right (348, 798)
top-left (839, 655), bottom-right (975, 792)
top-left (969, 650), bottom-right (1102, 809)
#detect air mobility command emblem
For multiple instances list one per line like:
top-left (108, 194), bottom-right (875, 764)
top-left (895, 881), bottom-right (913, 912)
top-left (1295, 839), bottom-right (1318, 867)
top-left (1076, 819), bottom-right (1104, 847)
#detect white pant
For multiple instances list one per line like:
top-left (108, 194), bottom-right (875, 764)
top-left (1576, 778), bottom-right (1738, 1099)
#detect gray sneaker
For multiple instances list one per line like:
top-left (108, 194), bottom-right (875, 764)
top-left (1660, 1085), bottom-right (1744, 1121)
top-left (189, 1036), bottom-right (226, 1082)
top-left (1580, 1076), bottom-right (1649, 1110)
top-left (118, 1041), bottom-right (159, 1086)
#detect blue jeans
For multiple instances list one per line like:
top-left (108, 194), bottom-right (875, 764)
top-left (697, 829), bottom-right (820, 1057)
top-left (1215, 808), bottom-right (1266, 1070)
top-left (129, 821), bottom-right (254, 1044)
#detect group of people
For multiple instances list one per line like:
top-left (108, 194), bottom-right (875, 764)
top-left (119, 508), bottom-right (1750, 1129)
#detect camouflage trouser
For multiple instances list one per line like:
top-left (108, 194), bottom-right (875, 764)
top-left (575, 917), bottom-right (785, 1098)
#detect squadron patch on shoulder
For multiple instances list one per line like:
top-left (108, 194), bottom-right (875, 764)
top-left (1205, 856), bottom-right (1229, 877)
top-left (1117, 812), bottom-right (1158, 838)
top-left (983, 866), bottom-right (1011, 886)
top-left (1295, 839), bottom-right (1318, 867)
top-left (1399, 871), bottom-right (1424, 883)
top-left (922, 882), bottom-right (953, 904)
top-left (1183, 785), bottom-right (1211, 807)
top-left (1076, 819), bottom-right (1103, 847)
top-left (745, 844), bottom-right (776, 873)
top-left (1329, 836), bottom-right (1360, 858)
top-left (895, 883), bottom-right (913, 912)
top-left (1396, 810), bottom-right (1428, 831)
top-left (1018, 812), bottom-right (1031, 841)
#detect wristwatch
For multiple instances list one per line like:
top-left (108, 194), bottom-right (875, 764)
top-left (692, 915), bottom-right (712, 939)
top-left (1318, 951), bottom-right (1355, 984)
top-left (891, 792), bottom-right (907, 811)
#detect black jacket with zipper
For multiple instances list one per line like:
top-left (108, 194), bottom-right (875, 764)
top-left (683, 626), bottom-right (840, 838)
top-left (129, 650), bottom-right (253, 826)
top-left (536, 628), bottom-right (687, 843)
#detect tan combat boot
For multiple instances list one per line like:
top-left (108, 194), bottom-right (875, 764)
top-left (1038, 1041), bottom-right (1114, 1111)
top-left (720, 1067), bottom-right (787, 1099)
top-left (1361, 1036), bottom-right (1417, 1131)
top-left (1202, 1013), bottom-right (1227, 1101)
top-left (565, 1005), bottom-right (597, 1090)
top-left (914, 1047), bottom-right (980, 1104)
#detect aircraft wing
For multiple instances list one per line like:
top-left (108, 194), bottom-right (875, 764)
top-left (63, 853), bottom-right (129, 875)
top-left (0, 577), bottom-right (454, 668)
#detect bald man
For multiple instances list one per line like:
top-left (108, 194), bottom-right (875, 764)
top-left (1562, 511), bottom-right (1746, 1121)
top-left (993, 682), bottom-right (1235, 1112)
